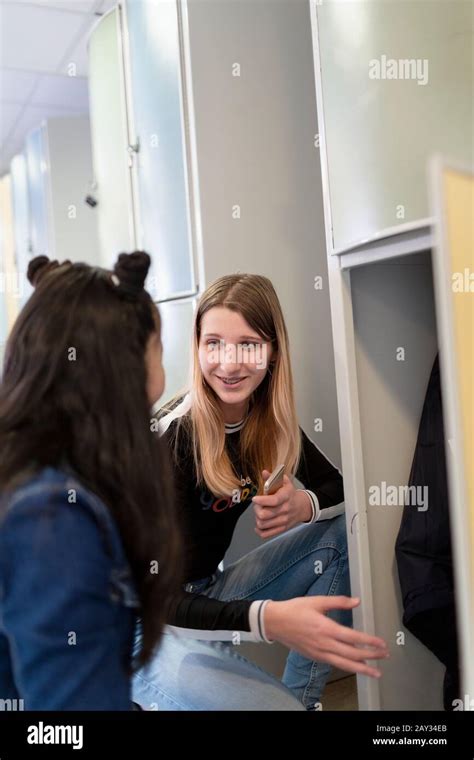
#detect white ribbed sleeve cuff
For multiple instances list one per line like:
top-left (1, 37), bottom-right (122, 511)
top-left (248, 600), bottom-right (274, 643)
top-left (297, 489), bottom-right (320, 523)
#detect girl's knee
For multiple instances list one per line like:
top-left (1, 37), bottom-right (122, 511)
top-left (325, 513), bottom-right (348, 551)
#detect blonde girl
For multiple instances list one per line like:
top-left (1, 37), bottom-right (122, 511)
top-left (133, 274), bottom-right (388, 711)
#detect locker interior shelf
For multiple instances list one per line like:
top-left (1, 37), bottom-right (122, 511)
top-left (335, 219), bottom-right (433, 271)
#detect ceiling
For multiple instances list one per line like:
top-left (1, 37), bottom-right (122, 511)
top-left (0, 0), bottom-right (116, 176)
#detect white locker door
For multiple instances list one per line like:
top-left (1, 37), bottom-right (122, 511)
top-left (122, 0), bottom-right (198, 302)
top-left (10, 153), bottom-right (32, 307)
top-left (88, 8), bottom-right (136, 268)
top-left (25, 125), bottom-right (50, 261)
top-left (46, 117), bottom-right (100, 267)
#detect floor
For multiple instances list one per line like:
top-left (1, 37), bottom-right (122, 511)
top-left (322, 675), bottom-right (358, 710)
top-left (237, 641), bottom-right (359, 710)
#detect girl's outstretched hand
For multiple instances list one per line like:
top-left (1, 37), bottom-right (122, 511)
top-left (264, 596), bottom-right (389, 678)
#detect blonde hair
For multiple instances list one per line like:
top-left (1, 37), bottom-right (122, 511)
top-left (166, 274), bottom-right (301, 496)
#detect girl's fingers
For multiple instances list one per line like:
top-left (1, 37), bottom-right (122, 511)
top-left (254, 503), bottom-right (286, 521)
top-left (316, 595), bottom-right (360, 612)
top-left (319, 637), bottom-right (389, 663)
top-left (314, 602), bottom-right (387, 652)
top-left (254, 504), bottom-right (272, 521)
top-left (252, 486), bottom-right (289, 509)
top-left (331, 621), bottom-right (388, 652)
top-left (255, 523), bottom-right (287, 539)
top-left (253, 494), bottom-right (281, 508)
top-left (322, 652), bottom-right (382, 679)
top-left (256, 516), bottom-right (287, 530)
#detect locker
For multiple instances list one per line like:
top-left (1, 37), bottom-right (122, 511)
top-left (11, 117), bottom-right (100, 302)
top-left (310, 0), bottom-right (473, 710)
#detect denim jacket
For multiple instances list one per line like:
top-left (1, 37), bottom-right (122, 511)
top-left (0, 466), bottom-right (139, 710)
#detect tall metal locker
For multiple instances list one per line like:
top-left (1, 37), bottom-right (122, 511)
top-left (87, 7), bottom-right (136, 267)
top-left (24, 127), bottom-right (50, 266)
top-left (123, 0), bottom-right (199, 399)
top-left (10, 154), bottom-right (31, 307)
top-left (310, 0), bottom-right (473, 710)
top-left (11, 117), bottom-right (100, 303)
top-left (88, 1), bottom-right (200, 402)
top-left (122, 0), bottom-right (198, 304)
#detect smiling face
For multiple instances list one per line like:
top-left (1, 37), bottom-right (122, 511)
top-left (198, 306), bottom-right (274, 423)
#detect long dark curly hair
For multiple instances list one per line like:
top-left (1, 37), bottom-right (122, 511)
top-left (0, 251), bottom-right (181, 668)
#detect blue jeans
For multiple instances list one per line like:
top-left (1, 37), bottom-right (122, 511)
top-left (132, 514), bottom-right (350, 710)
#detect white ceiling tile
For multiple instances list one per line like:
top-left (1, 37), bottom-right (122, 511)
top-left (0, 68), bottom-right (38, 103)
top-left (32, 73), bottom-right (89, 109)
top-left (0, 4), bottom-right (87, 73)
top-left (4, 1), bottom-right (98, 13)
top-left (58, 33), bottom-right (90, 77)
top-left (0, 0), bottom-right (107, 174)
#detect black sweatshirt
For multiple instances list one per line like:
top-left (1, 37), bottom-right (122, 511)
top-left (156, 394), bottom-right (345, 642)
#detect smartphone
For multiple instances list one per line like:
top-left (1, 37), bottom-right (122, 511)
top-left (263, 464), bottom-right (285, 495)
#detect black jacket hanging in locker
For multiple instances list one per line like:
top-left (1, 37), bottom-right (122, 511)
top-left (395, 355), bottom-right (460, 710)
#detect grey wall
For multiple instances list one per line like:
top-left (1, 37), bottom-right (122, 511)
top-left (47, 117), bottom-right (99, 265)
top-left (185, 0), bottom-right (341, 677)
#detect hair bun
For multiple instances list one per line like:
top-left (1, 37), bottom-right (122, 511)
top-left (27, 255), bottom-right (56, 286)
top-left (113, 251), bottom-right (151, 298)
